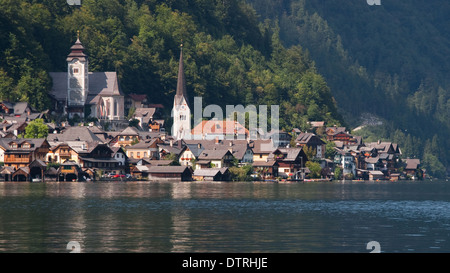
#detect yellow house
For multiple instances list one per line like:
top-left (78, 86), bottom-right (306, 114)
top-left (126, 139), bottom-right (162, 160)
top-left (46, 143), bottom-right (79, 164)
top-left (251, 139), bottom-right (274, 162)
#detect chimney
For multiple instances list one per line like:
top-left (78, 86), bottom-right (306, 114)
top-left (215, 137), bottom-right (219, 144)
top-left (198, 143), bottom-right (201, 149)
top-left (170, 140), bottom-right (173, 147)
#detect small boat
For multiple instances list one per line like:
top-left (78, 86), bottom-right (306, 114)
top-left (32, 178), bottom-right (42, 183)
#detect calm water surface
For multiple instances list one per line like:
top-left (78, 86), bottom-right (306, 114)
top-left (1, 180), bottom-right (450, 253)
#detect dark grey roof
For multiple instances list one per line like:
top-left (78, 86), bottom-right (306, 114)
top-left (198, 149), bottom-right (231, 160)
top-left (134, 108), bottom-right (156, 123)
top-left (13, 102), bottom-right (30, 114)
top-left (47, 127), bottom-right (103, 143)
top-left (147, 166), bottom-right (191, 174)
top-left (49, 72), bottom-right (123, 103)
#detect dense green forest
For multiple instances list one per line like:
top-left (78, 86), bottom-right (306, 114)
top-left (247, 0), bottom-right (449, 177)
top-left (0, 0), bottom-right (448, 177)
top-left (0, 0), bottom-right (343, 131)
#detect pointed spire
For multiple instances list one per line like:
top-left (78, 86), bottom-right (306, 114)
top-left (174, 42), bottom-right (188, 106)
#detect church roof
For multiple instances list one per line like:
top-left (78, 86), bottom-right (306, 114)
top-left (49, 71), bottom-right (123, 103)
top-left (174, 45), bottom-right (188, 106)
top-left (66, 37), bottom-right (87, 62)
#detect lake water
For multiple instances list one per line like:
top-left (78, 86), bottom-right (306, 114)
top-left (1, 180), bottom-right (450, 253)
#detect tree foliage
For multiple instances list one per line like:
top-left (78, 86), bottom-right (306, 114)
top-left (0, 0), bottom-right (344, 133)
top-left (24, 118), bottom-right (48, 139)
top-left (248, 0), bottom-right (449, 177)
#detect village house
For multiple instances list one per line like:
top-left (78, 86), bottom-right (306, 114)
top-left (326, 126), bottom-right (357, 145)
top-left (251, 139), bottom-right (275, 162)
top-left (295, 132), bottom-right (326, 159)
top-left (191, 119), bottom-right (249, 140)
top-left (192, 168), bottom-right (230, 181)
top-left (272, 147), bottom-right (308, 180)
top-left (334, 149), bottom-right (357, 178)
top-left (48, 126), bottom-right (104, 143)
top-left (178, 142), bottom-right (204, 167)
top-left (197, 149), bottom-right (234, 169)
top-left (56, 160), bottom-right (85, 182)
top-left (109, 126), bottom-right (140, 147)
top-left (76, 142), bottom-right (123, 175)
top-left (0, 138), bottom-right (50, 169)
top-left (252, 160), bottom-right (278, 180)
top-left (157, 139), bottom-right (185, 160)
top-left (125, 138), bottom-right (162, 160)
top-left (46, 142), bottom-right (78, 164)
top-left (146, 165), bottom-right (193, 181)
top-left (404, 158), bottom-right (421, 179)
top-left (110, 146), bottom-right (128, 166)
top-left (133, 106), bottom-right (165, 132)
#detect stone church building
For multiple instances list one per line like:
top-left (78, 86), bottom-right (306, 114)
top-left (49, 34), bottom-right (125, 121)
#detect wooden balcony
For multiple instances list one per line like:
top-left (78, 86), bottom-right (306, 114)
top-left (5, 157), bottom-right (32, 164)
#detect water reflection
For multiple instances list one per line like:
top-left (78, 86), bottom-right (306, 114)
top-left (0, 181), bottom-right (450, 252)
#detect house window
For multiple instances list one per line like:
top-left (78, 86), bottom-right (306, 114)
top-left (143, 152), bottom-right (147, 157)
top-left (73, 68), bottom-right (79, 74)
top-left (137, 152), bottom-right (140, 158)
top-left (130, 152), bottom-right (134, 157)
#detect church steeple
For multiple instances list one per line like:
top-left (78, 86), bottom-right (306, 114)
top-left (172, 43), bottom-right (191, 140)
top-left (174, 42), bottom-right (188, 106)
top-left (66, 31), bottom-right (87, 62)
top-left (66, 31), bottom-right (89, 118)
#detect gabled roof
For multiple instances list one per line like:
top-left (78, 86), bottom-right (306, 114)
top-left (126, 139), bottom-right (158, 150)
top-left (49, 72), bottom-right (123, 103)
top-left (405, 158), bottom-right (421, 170)
top-left (326, 126), bottom-right (346, 135)
top-left (198, 149), bottom-right (232, 160)
top-left (274, 148), bottom-right (305, 161)
top-left (250, 139), bottom-right (274, 154)
top-left (119, 126), bottom-right (140, 136)
top-left (47, 127), bottom-right (103, 143)
top-left (191, 120), bottom-right (249, 137)
top-left (193, 168), bottom-right (222, 177)
top-left (147, 166), bottom-right (191, 174)
top-left (295, 132), bottom-right (325, 145)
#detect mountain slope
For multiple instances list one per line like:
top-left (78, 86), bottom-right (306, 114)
top-left (0, 0), bottom-right (343, 132)
top-left (247, 0), bottom-right (449, 177)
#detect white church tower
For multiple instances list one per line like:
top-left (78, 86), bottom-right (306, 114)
top-left (66, 31), bottom-right (88, 119)
top-left (172, 44), bottom-right (191, 140)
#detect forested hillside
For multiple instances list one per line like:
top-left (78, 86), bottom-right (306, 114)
top-left (247, 0), bottom-right (449, 177)
top-left (0, 0), bottom-right (343, 132)
top-left (0, 0), bottom-right (448, 177)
